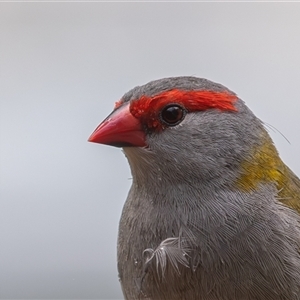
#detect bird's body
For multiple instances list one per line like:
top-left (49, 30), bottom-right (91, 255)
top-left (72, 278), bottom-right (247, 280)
top-left (89, 77), bottom-right (300, 299)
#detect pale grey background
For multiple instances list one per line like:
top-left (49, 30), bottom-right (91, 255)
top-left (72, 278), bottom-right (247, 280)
top-left (1, 3), bottom-right (300, 299)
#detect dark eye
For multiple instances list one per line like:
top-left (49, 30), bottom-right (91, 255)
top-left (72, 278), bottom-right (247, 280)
top-left (160, 104), bottom-right (186, 126)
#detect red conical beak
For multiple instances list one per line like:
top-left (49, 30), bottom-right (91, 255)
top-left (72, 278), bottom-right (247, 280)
top-left (88, 103), bottom-right (146, 147)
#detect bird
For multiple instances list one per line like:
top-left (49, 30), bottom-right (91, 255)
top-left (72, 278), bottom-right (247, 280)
top-left (88, 76), bottom-right (300, 300)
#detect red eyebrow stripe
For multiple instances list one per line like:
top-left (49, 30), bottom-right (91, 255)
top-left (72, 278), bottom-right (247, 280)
top-left (128, 89), bottom-right (237, 131)
top-left (130, 89), bottom-right (237, 116)
top-left (162, 89), bottom-right (238, 111)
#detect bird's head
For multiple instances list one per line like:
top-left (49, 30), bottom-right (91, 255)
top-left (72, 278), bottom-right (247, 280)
top-left (88, 77), bottom-right (280, 190)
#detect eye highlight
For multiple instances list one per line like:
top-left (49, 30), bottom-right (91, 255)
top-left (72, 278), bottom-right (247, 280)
top-left (160, 104), bottom-right (186, 126)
